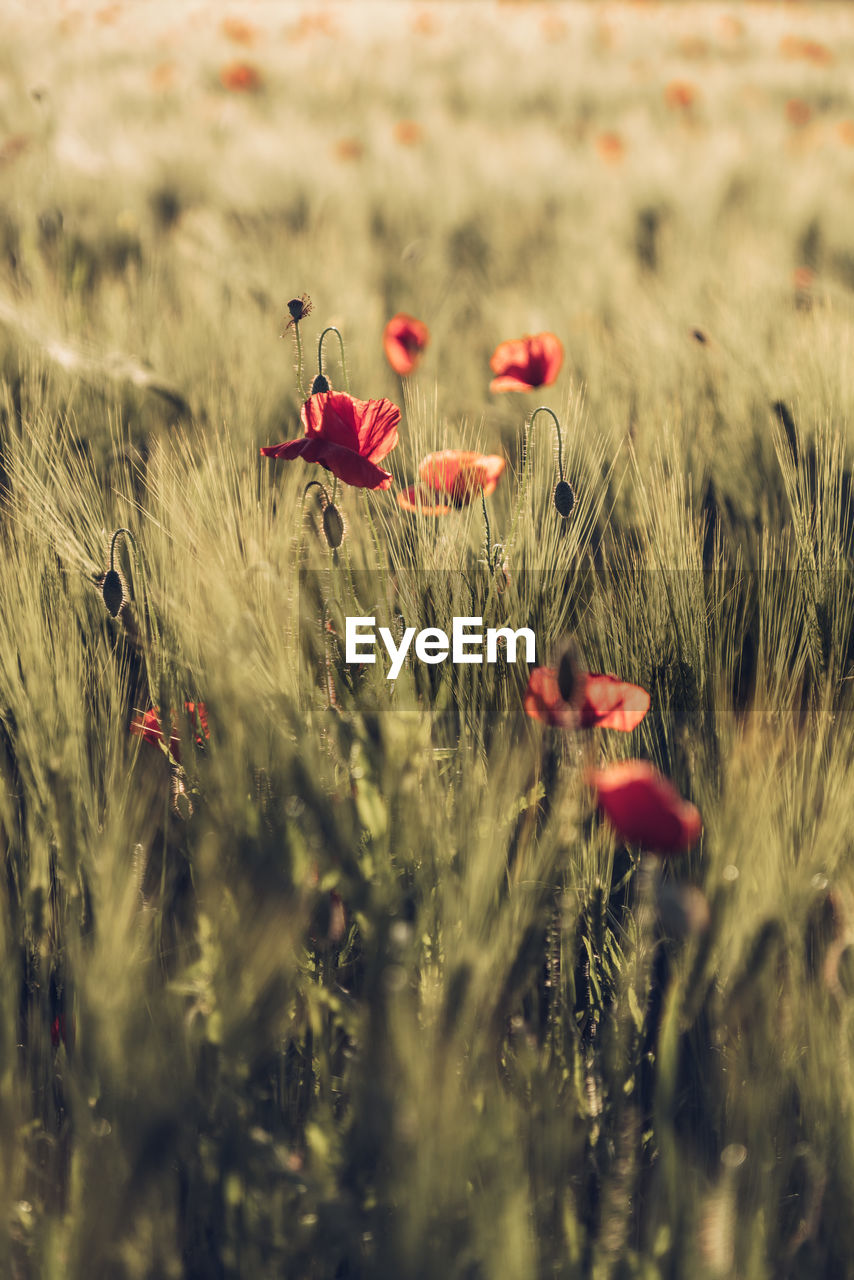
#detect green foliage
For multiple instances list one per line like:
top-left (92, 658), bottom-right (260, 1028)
top-left (0, 4), bottom-right (853, 1277)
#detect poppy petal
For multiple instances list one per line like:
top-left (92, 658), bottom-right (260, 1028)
top-left (383, 314), bottom-right (430, 376)
top-left (302, 436), bottom-right (394, 488)
top-left (489, 332), bottom-right (563, 392)
top-left (396, 485), bottom-right (453, 515)
top-left (353, 396), bottom-right (401, 463)
top-left (418, 451), bottom-right (505, 503)
top-left (579, 674), bottom-right (651, 732)
top-left (523, 666), bottom-right (576, 727)
top-left (590, 760), bottom-right (702, 855)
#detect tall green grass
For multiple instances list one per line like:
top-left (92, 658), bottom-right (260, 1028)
top-left (0, 3), bottom-right (854, 1276)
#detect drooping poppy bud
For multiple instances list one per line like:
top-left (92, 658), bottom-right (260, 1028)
top-left (553, 479), bottom-right (576, 519)
top-left (322, 504), bottom-right (345, 549)
top-left (102, 569), bottom-right (124, 617)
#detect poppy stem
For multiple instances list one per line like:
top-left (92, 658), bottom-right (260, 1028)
top-left (317, 327), bottom-right (350, 393)
top-left (362, 490), bottom-right (384, 571)
top-left (302, 480), bottom-right (331, 511)
top-left (110, 527), bottom-right (161, 713)
top-left (526, 406), bottom-right (565, 483)
top-left (293, 324), bottom-right (308, 400)
top-left (109, 527), bottom-right (138, 574)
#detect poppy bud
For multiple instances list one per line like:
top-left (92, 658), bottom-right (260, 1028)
top-left (102, 569), bottom-right (124, 617)
top-left (322, 503), bottom-right (345, 548)
top-left (171, 771), bottom-right (193, 821)
top-left (556, 638), bottom-right (580, 703)
top-left (310, 372), bottom-right (330, 395)
top-left (553, 479), bottom-right (576, 519)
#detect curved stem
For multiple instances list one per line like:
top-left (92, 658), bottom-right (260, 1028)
top-left (317, 327), bottom-right (351, 393)
top-left (302, 480), bottom-right (331, 510)
top-left (110, 527), bottom-right (160, 707)
top-left (109, 527), bottom-right (138, 574)
top-left (526, 406), bottom-right (565, 484)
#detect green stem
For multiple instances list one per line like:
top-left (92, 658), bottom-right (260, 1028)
top-left (302, 480), bottom-right (331, 510)
top-left (317, 327), bottom-right (350, 393)
top-left (362, 490), bottom-right (384, 571)
top-left (293, 324), bottom-right (307, 400)
top-left (527, 405), bottom-right (565, 483)
top-left (109, 527), bottom-right (138, 574)
top-left (110, 527), bottom-right (160, 709)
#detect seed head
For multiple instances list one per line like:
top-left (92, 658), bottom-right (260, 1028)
top-left (553, 479), bottom-right (576, 519)
top-left (310, 372), bottom-right (330, 394)
top-left (283, 294), bottom-right (312, 331)
top-left (102, 569), bottom-right (125, 617)
top-left (322, 503), bottom-right (345, 549)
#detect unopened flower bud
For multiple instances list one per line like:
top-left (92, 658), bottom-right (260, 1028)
top-left (553, 479), bottom-right (576, 519)
top-left (310, 372), bottom-right (330, 395)
top-left (102, 569), bottom-right (124, 617)
top-left (171, 770), bottom-right (193, 821)
top-left (322, 503), bottom-right (345, 548)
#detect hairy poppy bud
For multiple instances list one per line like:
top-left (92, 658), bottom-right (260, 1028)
top-left (102, 569), bottom-right (124, 617)
top-left (322, 503), bottom-right (345, 549)
top-left (310, 372), bottom-right (330, 395)
top-left (553, 479), bottom-right (576, 519)
top-left (171, 770), bottom-right (193, 821)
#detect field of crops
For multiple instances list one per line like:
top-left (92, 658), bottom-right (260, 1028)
top-left (2, 2), bottom-right (854, 1276)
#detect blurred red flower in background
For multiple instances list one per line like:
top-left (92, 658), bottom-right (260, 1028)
top-left (220, 61), bottom-right (262, 92)
top-left (590, 760), bottom-right (702, 855)
top-left (664, 80), bottom-right (698, 110)
top-left (398, 450), bottom-right (505, 514)
top-left (489, 333), bottom-right (563, 392)
top-left (221, 17), bottom-right (257, 45)
top-left (262, 391), bottom-right (400, 490)
top-left (383, 313), bottom-right (430, 376)
top-left (131, 702), bottom-right (209, 763)
top-left (524, 668), bottom-right (650, 731)
top-left (396, 486), bottom-right (453, 516)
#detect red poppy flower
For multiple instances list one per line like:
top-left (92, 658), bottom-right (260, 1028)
top-left (420, 450), bottom-right (505, 502)
top-left (396, 485), bottom-right (453, 516)
top-left (664, 80), bottom-right (698, 110)
top-left (262, 391), bottom-right (400, 490)
top-left (524, 668), bottom-right (650, 731)
top-left (590, 760), bottom-right (702, 855)
top-left (383, 313), bottom-right (430, 376)
top-left (219, 61), bottom-right (262, 92)
top-left (131, 702), bottom-right (209, 764)
top-left (397, 451), bottom-right (504, 514)
top-left (489, 332), bottom-right (563, 393)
